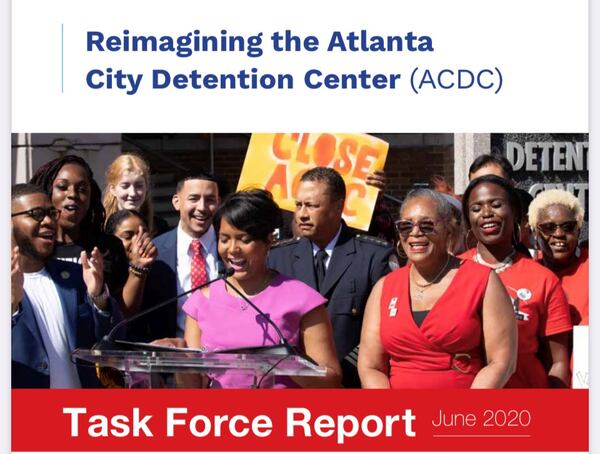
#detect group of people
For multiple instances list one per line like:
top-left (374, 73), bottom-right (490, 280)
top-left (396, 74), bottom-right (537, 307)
top-left (11, 152), bottom-right (588, 389)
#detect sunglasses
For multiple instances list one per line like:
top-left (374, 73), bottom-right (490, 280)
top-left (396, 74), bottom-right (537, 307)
top-left (537, 221), bottom-right (578, 235)
top-left (11, 207), bottom-right (61, 222)
top-left (394, 219), bottom-right (442, 238)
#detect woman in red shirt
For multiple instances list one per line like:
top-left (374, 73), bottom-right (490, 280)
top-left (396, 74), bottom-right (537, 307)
top-left (528, 189), bottom-right (588, 326)
top-left (358, 188), bottom-right (517, 389)
top-left (461, 175), bottom-right (573, 388)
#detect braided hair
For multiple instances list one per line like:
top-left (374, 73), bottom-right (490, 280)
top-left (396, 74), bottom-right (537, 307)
top-left (29, 155), bottom-right (106, 237)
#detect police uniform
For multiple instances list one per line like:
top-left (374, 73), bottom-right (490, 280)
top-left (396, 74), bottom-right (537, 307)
top-left (268, 221), bottom-right (393, 388)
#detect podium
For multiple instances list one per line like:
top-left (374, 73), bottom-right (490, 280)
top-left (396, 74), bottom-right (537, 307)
top-left (72, 346), bottom-right (326, 389)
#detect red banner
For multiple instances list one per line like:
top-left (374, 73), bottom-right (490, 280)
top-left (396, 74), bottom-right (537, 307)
top-left (12, 389), bottom-right (587, 452)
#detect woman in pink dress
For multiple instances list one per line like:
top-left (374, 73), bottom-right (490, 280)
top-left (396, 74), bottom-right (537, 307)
top-left (358, 188), bottom-right (517, 389)
top-left (183, 189), bottom-right (341, 388)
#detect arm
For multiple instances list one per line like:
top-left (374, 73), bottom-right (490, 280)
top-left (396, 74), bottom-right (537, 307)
top-left (545, 332), bottom-right (571, 388)
top-left (471, 272), bottom-right (517, 388)
top-left (120, 228), bottom-right (158, 318)
top-left (293, 305), bottom-right (342, 388)
top-left (357, 278), bottom-right (391, 388)
top-left (179, 315), bottom-right (207, 388)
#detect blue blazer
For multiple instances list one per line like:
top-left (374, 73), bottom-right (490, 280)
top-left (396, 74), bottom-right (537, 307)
top-left (11, 259), bottom-right (120, 388)
top-left (268, 222), bottom-right (393, 388)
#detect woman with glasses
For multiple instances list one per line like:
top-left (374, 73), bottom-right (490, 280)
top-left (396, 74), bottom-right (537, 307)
top-left (358, 188), bottom-right (517, 389)
top-left (528, 189), bottom-right (587, 326)
top-left (461, 176), bottom-right (573, 388)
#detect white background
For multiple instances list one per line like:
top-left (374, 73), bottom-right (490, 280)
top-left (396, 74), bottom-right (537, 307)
top-left (11, 0), bottom-right (588, 133)
top-left (3, 0), bottom-right (597, 453)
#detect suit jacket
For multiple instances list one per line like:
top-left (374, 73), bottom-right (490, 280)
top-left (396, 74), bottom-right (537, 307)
top-left (268, 222), bottom-right (393, 387)
top-left (12, 259), bottom-right (119, 388)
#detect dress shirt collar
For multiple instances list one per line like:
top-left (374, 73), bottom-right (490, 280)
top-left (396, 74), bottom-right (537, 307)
top-left (177, 222), bottom-right (216, 255)
top-left (311, 225), bottom-right (342, 258)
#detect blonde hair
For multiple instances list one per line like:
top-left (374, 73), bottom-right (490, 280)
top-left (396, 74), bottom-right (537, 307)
top-left (528, 189), bottom-right (584, 229)
top-left (103, 154), bottom-right (155, 234)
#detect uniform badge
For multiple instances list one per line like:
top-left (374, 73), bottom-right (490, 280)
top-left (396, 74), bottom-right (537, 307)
top-left (60, 271), bottom-right (70, 280)
top-left (388, 297), bottom-right (398, 317)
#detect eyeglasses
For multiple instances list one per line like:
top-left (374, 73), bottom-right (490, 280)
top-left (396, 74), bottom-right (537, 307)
top-left (537, 221), bottom-right (578, 235)
top-left (11, 207), bottom-right (61, 222)
top-left (394, 219), bottom-right (442, 238)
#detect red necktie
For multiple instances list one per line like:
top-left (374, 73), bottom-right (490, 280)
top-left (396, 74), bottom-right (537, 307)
top-left (191, 239), bottom-right (208, 289)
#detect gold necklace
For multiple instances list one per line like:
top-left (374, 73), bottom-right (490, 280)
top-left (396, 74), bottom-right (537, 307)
top-left (474, 249), bottom-right (516, 274)
top-left (234, 271), bottom-right (272, 310)
top-left (411, 255), bottom-right (451, 301)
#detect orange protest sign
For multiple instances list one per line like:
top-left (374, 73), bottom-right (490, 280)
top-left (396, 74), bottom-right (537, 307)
top-left (237, 133), bottom-right (389, 231)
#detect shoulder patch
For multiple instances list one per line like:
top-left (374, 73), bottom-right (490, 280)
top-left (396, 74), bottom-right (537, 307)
top-left (355, 233), bottom-right (392, 248)
top-left (271, 237), bottom-right (301, 248)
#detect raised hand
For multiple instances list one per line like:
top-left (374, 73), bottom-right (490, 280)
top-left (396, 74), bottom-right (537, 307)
top-left (129, 226), bottom-right (157, 269)
top-left (81, 247), bottom-right (104, 298)
top-left (366, 169), bottom-right (386, 191)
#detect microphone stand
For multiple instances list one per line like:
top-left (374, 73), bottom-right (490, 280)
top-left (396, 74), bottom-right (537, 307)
top-left (219, 275), bottom-right (317, 365)
top-left (92, 268), bottom-right (234, 350)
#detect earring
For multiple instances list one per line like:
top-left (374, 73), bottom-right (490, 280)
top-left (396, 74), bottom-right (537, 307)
top-left (513, 223), bottom-right (522, 247)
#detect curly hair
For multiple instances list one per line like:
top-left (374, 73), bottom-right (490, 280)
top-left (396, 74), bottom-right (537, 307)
top-left (103, 154), bottom-right (155, 234)
top-left (528, 189), bottom-right (584, 229)
top-left (29, 155), bottom-right (105, 236)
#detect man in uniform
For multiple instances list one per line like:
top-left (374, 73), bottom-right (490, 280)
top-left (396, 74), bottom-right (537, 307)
top-left (268, 167), bottom-right (393, 387)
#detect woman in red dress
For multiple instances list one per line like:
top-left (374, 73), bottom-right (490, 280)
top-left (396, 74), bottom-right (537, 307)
top-left (358, 188), bottom-right (517, 389)
top-left (461, 176), bottom-right (573, 388)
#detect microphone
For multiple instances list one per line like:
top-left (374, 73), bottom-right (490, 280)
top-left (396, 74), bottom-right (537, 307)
top-left (218, 271), bottom-right (316, 364)
top-left (92, 266), bottom-right (234, 350)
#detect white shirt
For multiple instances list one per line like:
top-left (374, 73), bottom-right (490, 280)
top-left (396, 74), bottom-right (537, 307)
top-left (176, 223), bottom-right (219, 336)
top-left (311, 225), bottom-right (342, 270)
top-left (23, 268), bottom-right (81, 388)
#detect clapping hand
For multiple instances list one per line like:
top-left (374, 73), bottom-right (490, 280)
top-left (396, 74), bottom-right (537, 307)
top-left (128, 226), bottom-right (157, 269)
top-left (81, 247), bottom-right (105, 301)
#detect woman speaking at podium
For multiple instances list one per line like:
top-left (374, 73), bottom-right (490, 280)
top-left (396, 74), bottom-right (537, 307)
top-left (182, 189), bottom-right (341, 388)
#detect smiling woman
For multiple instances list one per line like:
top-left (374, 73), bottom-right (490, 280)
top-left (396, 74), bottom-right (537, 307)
top-left (358, 188), bottom-right (517, 389)
top-left (461, 176), bottom-right (573, 388)
top-left (181, 189), bottom-right (342, 389)
top-left (29, 155), bottom-right (129, 298)
top-left (528, 189), bottom-right (588, 326)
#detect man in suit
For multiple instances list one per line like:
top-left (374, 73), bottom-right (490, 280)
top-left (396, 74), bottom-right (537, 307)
top-left (268, 167), bottom-right (393, 387)
top-left (131, 172), bottom-right (222, 341)
top-left (11, 183), bottom-right (118, 388)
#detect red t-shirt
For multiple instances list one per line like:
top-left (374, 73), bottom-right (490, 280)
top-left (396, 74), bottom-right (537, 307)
top-left (544, 248), bottom-right (589, 326)
top-left (461, 249), bottom-right (573, 387)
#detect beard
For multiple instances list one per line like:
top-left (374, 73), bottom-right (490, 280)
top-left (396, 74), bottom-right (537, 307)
top-left (13, 228), bottom-right (54, 263)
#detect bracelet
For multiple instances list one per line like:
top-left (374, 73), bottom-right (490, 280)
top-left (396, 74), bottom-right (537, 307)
top-left (89, 284), bottom-right (110, 305)
top-left (129, 263), bottom-right (151, 277)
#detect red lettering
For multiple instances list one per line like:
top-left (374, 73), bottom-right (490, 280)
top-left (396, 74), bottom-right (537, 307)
top-left (296, 133), bottom-right (311, 164)
top-left (271, 133), bottom-right (292, 160)
top-left (344, 184), bottom-right (367, 217)
top-left (313, 133), bottom-right (337, 167)
top-left (265, 163), bottom-right (289, 199)
top-left (353, 146), bottom-right (380, 180)
top-left (333, 138), bottom-right (356, 176)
